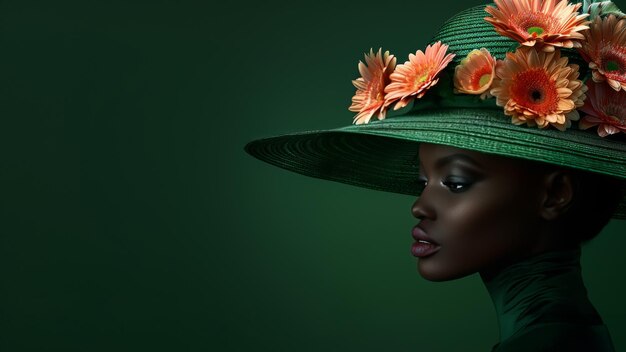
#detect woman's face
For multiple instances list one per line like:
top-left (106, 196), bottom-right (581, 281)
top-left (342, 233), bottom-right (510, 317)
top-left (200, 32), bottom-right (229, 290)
top-left (411, 143), bottom-right (549, 282)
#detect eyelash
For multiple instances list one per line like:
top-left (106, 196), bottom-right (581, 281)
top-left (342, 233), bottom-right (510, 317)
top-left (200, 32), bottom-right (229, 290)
top-left (443, 180), bottom-right (470, 193)
top-left (417, 178), bottom-right (471, 193)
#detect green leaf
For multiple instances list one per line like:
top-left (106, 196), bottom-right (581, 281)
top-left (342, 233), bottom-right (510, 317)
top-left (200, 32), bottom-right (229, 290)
top-left (583, 1), bottom-right (626, 20)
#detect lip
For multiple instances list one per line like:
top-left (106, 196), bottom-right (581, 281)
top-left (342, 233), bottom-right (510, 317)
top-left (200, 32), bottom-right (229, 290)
top-left (411, 225), bottom-right (439, 245)
top-left (411, 224), bottom-right (441, 258)
top-left (411, 241), bottom-right (441, 257)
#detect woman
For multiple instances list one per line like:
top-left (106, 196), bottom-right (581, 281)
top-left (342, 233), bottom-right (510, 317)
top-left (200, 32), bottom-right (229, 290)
top-left (414, 142), bottom-right (621, 350)
top-left (244, 0), bottom-right (626, 350)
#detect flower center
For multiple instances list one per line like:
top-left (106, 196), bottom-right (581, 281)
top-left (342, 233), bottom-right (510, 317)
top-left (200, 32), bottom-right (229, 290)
top-left (527, 26), bottom-right (544, 36)
top-left (531, 89), bottom-right (543, 102)
top-left (479, 74), bottom-right (492, 88)
top-left (606, 60), bottom-right (620, 72)
top-left (515, 13), bottom-right (555, 38)
top-left (599, 48), bottom-right (626, 87)
top-left (600, 47), bottom-right (626, 79)
top-left (511, 68), bottom-right (560, 114)
top-left (412, 68), bottom-right (432, 90)
top-left (467, 65), bottom-right (494, 91)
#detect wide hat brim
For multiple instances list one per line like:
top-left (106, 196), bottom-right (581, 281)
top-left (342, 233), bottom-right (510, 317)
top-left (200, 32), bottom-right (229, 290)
top-left (244, 107), bottom-right (626, 219)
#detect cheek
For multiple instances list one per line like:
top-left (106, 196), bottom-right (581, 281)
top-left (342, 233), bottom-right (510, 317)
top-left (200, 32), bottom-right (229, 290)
top-left (446, 198), bottom-right (511, 237)
top-left (441, 193), bottom-right (530, 265)
top-left (418, 201), bottom-right (514, 281)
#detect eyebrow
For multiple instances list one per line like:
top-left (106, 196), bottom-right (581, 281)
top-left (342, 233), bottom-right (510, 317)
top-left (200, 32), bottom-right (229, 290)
top-left (435, 153), bottom-right (484, 169)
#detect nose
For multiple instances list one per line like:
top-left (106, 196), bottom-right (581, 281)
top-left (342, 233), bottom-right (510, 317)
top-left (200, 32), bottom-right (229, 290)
top-left (411, 189), bottom-right (436, 220)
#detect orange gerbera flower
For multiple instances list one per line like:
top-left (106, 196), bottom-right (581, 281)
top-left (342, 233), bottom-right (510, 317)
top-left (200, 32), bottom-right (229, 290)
top-left (348, 48), bottom-right (397, 125)
top-left (579, 14), bottom-right (626, 91)
top-left (454, 48), bottom-right (497, 99)
top-left (490, 47), bottom-right (586, 130)
top-left (579, 80), bottom-right (626, 136)
top-left (485, 0), bottom-right (590, 52)
top-left (383, 41), bottom-right (455, 110)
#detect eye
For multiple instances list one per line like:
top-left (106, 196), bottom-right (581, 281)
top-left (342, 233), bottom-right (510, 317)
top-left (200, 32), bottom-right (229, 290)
top-left (442, 178), bottom-right (472, 193)
top-left (417, 177), bottom-right (428, 191)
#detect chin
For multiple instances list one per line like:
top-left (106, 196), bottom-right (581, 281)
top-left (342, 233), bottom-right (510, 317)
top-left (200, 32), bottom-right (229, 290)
top-left (417, 259), bottom-right (473, 282)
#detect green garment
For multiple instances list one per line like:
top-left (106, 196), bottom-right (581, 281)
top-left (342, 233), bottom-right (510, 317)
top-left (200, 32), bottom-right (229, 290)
top-left (482, 246), bottom-right (615, 351)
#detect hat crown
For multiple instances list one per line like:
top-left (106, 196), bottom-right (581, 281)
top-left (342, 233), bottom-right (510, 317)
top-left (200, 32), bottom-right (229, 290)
top-left (431, 4), bottom-right (515, 64)
top-left (429, 3), bottom-right (589, 76)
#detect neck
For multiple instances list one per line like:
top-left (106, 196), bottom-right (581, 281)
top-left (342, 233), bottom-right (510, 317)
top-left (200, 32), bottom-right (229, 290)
top-left (480, 246), bottom-right (603, 342)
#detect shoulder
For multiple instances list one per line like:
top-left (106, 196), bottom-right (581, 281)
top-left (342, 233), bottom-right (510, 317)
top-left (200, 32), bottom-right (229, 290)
top-left (491, 323), bottom-right (615, 352)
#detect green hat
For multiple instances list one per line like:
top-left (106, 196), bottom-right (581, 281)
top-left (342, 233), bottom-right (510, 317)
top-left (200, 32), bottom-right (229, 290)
top-left (244, 1), bottom-right (626, 219)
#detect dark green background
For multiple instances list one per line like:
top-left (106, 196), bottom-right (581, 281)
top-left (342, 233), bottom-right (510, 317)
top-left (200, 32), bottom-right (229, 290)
top-left (2, 0), bottom-right (625, 350)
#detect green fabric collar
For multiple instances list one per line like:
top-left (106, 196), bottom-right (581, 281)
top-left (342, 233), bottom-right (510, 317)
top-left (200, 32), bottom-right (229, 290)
top-left (481, 246), bottom-right (603, 342)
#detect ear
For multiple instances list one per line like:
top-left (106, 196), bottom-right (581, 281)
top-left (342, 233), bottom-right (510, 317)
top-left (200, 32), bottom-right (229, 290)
top-left (540, 171), bottom-right (577, 221)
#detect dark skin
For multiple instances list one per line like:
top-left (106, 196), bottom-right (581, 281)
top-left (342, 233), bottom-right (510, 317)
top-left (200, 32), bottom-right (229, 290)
top-left (411, 142), bottom-right (578, 282)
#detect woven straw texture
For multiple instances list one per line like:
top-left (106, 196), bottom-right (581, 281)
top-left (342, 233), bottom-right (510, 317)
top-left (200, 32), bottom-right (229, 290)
top-left (245, 109), bottom-right (626, 219)
top-left (244, 4), bottom-right (626, 219)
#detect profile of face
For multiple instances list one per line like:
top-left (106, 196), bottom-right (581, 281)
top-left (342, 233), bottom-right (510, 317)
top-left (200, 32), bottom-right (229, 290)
top-left (411, 142), bottom-right (567, 282)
